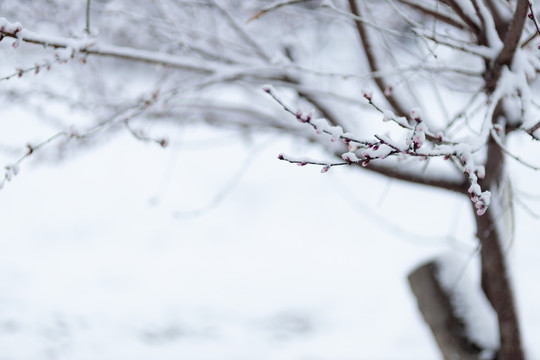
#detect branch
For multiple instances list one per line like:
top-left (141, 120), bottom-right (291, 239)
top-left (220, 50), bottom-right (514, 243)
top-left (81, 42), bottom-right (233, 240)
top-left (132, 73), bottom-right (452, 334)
top-left (414, 29), bottom-right (496, 59)
top-left (524, 119), bottom-right (540, 139)
top-left (248, 0), bottom-right (313, 22)
top-left (0, 132), bottom-right (71, 190)
top-left (264, 86), bottom-right (468, 193)
top-left (280, 45), bottom-right (343, 128)
top-left (0, 24), bottom-right (214, 74)
top-left (395, 0), bottom-right (468, 31)
top-left (528, 1), bottom-right (540, 37)
top-left (470, 0), bottom-right (488, 45)
top-left (0, 87), bottom-right (170, 190)
top-left (0, 20), bottom-right (292, 89)
top-left (408, 261), bottom-right (483, 360)
top-left (474, 136), bottom-right (524, 359)
top-left (85, 0), bottom-right (91, 34)
top-left (277, 151), bottom-right (467, 193)
top-left (210, 0), bottom-right (270, 61)
top-left (485, 0), bottom-right (529, 93)
top-left (347, 0), bottom-right (410, 117)
top-left (495, 0), bottom-right (529, 65)
top-left (353, 160), bottom-right (466, 193)
top-left (485, 0), bottom-right (510, 38)
top-left (491, 128), bottom-right (540, 170)
top-left (282, 60), bottom-right (482, 80)
top-left (440, 0), bottom-right (482, 37)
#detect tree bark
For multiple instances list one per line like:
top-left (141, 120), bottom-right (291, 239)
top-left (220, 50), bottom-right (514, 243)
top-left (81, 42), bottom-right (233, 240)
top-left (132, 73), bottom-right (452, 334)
top-left (473, 136), bottom-right (523, 360)
top-left (410, 136), bottom-right (523, 359)
top-left (409, 262), bottom-right (483, 360)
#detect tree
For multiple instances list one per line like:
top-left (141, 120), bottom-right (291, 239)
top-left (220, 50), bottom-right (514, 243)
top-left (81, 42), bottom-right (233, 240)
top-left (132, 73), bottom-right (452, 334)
top-left (1, 0), bottom-right (539, 358)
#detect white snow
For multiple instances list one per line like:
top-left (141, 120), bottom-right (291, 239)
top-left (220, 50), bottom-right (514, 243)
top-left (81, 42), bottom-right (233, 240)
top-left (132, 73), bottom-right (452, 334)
top-left (435, 254), bottom-right (499, 352)
top-left (2, 2), bottom-right (540, 358)
top-left (0, 128), bottom-right (459, 360)
top-left (341, 151), bottom-right (360, 162)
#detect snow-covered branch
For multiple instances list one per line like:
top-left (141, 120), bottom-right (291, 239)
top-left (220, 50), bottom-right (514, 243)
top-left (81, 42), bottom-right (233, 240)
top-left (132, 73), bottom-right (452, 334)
top-left (264, 86), bottom-right (492, 212)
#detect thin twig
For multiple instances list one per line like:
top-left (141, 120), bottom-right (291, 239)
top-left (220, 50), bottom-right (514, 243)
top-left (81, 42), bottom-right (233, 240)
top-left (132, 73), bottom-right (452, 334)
top-left (524, 120), bottom-right (540, 139)
top-left (440, 0), bottom-right (481, 35)
top-left (528, 1), bottom-right (540, 37)
top-left (395, 0), bottom-right (467, 31)
top-left (247, 0), bottom-right (312, 22)
top-left (347, 0), bottom-right (410, 117)
top-left (490, 128), bottom-right (540, 170)
top-left (85, 0), bottom-right (92, 34)
top-left (209, 0), bottom-right (270, 61)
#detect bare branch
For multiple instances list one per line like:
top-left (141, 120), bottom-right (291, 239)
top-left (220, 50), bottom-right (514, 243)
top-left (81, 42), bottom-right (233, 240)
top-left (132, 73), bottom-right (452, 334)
top-left (527, 1), bottom-right (540, 37)
top-left (247, 0), bottom-right (314, 22)
top-left (524, 119), bottom-right (540, 139)
top-left (485, 0), bottom-right (511, 38)
top-left (395, 0), bottom-right (468, 31)
top-left (85, 0), bottom-right (91, 34)
top-left (440, 0), bottom-right (482, 37)
top-left (414, 29), bottom-right (496, 59)
top-left (485, 0), bottom-right (529, 93)
top-left (0, 26), bottom-right (215, 73)
top-left (347, 0), bottom-right (411, 117)
top-left (209, 0), bottom-right (270, 61)
top-left (352, 160), bottom-right (466, 193)
top-left (491, 128), bottom-right (540, 170)
top-left (409, 262), bottom-right (483, 360)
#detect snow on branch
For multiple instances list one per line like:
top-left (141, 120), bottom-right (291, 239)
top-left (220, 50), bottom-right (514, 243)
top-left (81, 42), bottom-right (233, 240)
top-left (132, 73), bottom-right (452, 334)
top-left (0, 132), bottom-right (71, 190)
top-left (0, 88), bottom-right (168, 190)
top-left (0, 17), bottom-right (214, 74)
top-left (264, 86), bottom-right (491, 215)
top-left (0, 17), bottom-right (290, 91)
top-left (0, 47), bottom-right (87, 82)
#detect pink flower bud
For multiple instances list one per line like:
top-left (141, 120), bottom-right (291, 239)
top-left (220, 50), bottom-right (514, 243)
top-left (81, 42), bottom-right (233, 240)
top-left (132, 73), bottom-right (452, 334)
top-left (361, 89), bottom-right (373, 101)
top-left (410, 108), bottom-right (422, 122)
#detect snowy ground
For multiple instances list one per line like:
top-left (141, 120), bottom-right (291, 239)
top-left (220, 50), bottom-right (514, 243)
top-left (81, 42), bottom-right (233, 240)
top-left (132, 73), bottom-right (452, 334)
top-left (0, 124), bottom-right (539, 359)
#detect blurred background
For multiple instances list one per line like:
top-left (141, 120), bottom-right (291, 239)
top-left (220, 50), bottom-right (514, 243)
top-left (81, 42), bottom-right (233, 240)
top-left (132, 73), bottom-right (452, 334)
top-left (1, 0), bottom-right (539, 359)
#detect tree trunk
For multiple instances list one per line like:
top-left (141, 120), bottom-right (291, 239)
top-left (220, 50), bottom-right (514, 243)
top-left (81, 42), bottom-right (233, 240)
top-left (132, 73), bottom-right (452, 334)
top-left (410, 134), bottom-right (523, 359)
top-left (473, 135), bottom-right (523, 360)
